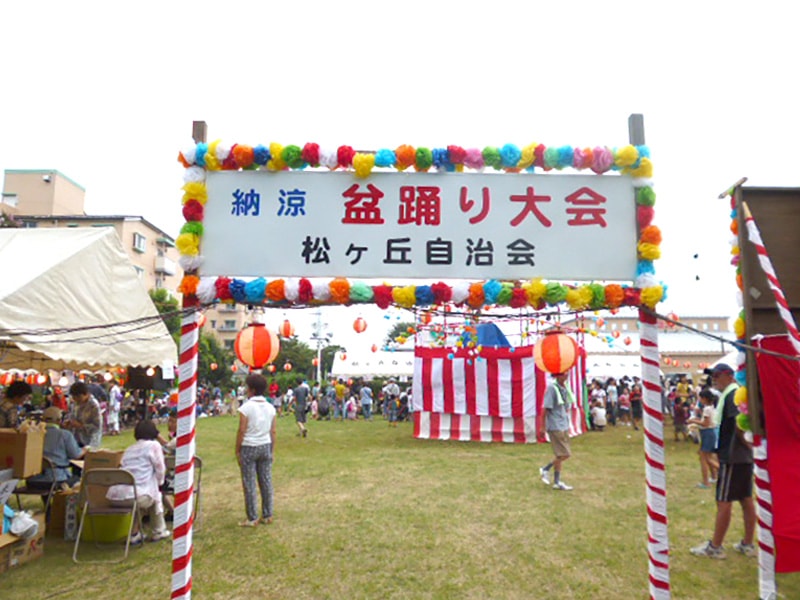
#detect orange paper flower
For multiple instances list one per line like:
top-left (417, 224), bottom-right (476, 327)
top-left (179, 275), bottom-right (200, 296)
top-left (329, 278), bottom-right (351, 304)
top-left (265, 279), bottom-right (286, 302)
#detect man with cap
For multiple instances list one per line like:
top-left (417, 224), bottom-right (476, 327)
top-left (383, 378), bottom-right (401, 427)
top-left (690, 363), bottom-right (756, 559)
top-left (27, 406), bottom-right (86, 490)
top-left (539, 372), bottom-right (575, 491)
top-left (0, 381), bottom-right (33, 428)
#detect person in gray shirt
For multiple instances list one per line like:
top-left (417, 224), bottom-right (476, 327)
top-left (538, 372), bottom-right (575, 491)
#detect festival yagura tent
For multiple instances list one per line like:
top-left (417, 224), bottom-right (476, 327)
top-left (0, 227), bottom-right (177, 371)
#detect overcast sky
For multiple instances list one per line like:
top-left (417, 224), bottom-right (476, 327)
top-left (2, 1), bottom-right (797, 353)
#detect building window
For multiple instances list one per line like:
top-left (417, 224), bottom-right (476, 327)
top-left (133, 232), bottom-right (147, 253)
top-left (611, 323), bottom-right (617, 330)
top-left (210, 320), bottom-right (216, 329)
top-left (133, 266), bottom-right (144, 278)
top-left (703, 323), bottom-right (708, 331)
top-left (1, 193), bottom-right (18, 207)
top-left (713, 323), bottom-right (719, 331)
top-left (622, 323), bottom-right (628, 331)
top-left (224, 340), bottom-right (235, 350)
top-left (223, 320), bottom-right (236, 331)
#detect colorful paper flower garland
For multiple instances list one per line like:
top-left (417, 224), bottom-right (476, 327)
top-left (177, 140), bottom-right (664, 311)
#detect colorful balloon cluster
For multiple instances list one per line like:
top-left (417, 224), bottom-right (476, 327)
top-left (726, 191), bottom-right (750, 432)
top-left (176, 139), bottom-right (663, 312)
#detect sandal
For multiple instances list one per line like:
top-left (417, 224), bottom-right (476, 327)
top-left (239, 519), bottom-right (258, 527)
top-left (260, 516), bottom-right (273, 525)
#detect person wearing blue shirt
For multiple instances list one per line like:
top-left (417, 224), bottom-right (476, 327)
top-left (27, 407), bottom-right (86, 489)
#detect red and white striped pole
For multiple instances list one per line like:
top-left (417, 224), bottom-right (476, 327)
top-left (171, 307), bottom-right (198, 599)
top-left (639, 308), bottom-right (670, 600)
top-left (743, 202), bottom-right (800, 354)
top-left (753, 438), bottom-right (777, 600)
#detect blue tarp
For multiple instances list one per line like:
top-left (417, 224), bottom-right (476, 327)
top-left (462, 323), bottom-right (511, 348)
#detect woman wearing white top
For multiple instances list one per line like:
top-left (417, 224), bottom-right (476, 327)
top-left (236, 373), bottom-right (277, 527)
top-left (107, 420), bottom-right (170, 543)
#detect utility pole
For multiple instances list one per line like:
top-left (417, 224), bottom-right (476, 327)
top-left (310, 308), bottom-right (331, 384)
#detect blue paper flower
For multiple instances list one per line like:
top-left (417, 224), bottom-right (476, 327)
top-left (375, 149), bottom-right (396, 168)
top-left (482, 279), bottom-right (502, 305)
top-left (245, 278), bottom-right (267, 303)
top-left (415, 285), bottom-right (435, 306)
top-left (195, 143), bottom-right (207, 168)
top-left (253, 145), bottom-right (271, 166)
top-left (499, 144), bottom-right (521, 168)
top-left (229, 279), bottom-right (247, 303)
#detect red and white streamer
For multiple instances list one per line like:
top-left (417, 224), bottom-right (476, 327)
top-left (743, 202), bottom-right (800, 355)
top-left (639, 309), bottom-right (670, 600)
top-left (172, 308), bottom-right (199, 600)
top-left (753, 438), bottom-right (777, 600)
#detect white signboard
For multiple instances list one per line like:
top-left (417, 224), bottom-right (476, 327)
top-left (203, 171), bottom-right (637, 281)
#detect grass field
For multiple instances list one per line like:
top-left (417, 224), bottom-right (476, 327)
top-left (4, 414), bottom-right (798, 599)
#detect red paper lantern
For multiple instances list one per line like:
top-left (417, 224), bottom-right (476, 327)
top-left (231, 364), bottom-right (238, 373)
top-left (210, 362), bottom-right (218, 371)
top-left (684, 361), bottom-right (692, 369)
top-left (26, 374), bottom-right (37, 385)
top-left (0, 373), bottom-right (13, 386)
top-left (283, 362), bottom-right (293, 372)
top-left (312, 357), bottom-right (319, 367)
top-left (624, 336), bottom-right (632, 346)
top-left (353, 317), bottom-right (367, 333)
top-left (371, 344), bottom-right (378, 353)
top-left (279, 319), bottom-right (295, 338)
top-left (612, 330), bottom-right (620, 339)
top-left (534, 331), bottom-right (579, 375)
top-left (340, 352), bottom-right (347, 361)
top-left (235, 323), bottom-right (280, 369)
top-left (596, 318), bottom-right (605, 328)
top-left (267, 364), bottom-right (276, 373)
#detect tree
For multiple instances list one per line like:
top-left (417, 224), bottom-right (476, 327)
top-left (148, 288), bottom-right (181, 347)
top-left (320, 344), bottom-right (345, 383)
top-left (274, 337), bottom-right (316, 381)
top-left (198, 332), bottom-right (235, 389)
top-left (384, 322), bottom-right (415, 347)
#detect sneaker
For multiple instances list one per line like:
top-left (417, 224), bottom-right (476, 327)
top-left (690, 541), bottom-right (726, 559)
top-left (539, 467), bottom-right (550, 485)
top-left (552, 481), bottom-right (573, 491)
top-left (696, 483), bottom-right (710, 489)
top-left (129, 532), bottom-right (144, 546)
top-left (733, 541), bottom-right (757, 557)
top-left (149, 530), bottom-right (171, 542)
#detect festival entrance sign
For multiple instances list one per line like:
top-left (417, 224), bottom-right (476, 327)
top-left (171, 117), bottom-right (668, 599)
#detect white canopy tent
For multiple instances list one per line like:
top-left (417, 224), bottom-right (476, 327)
top-left (330, 350), bottom-right (414, 380)
top-left (0, 227), bottom-right (177, 371)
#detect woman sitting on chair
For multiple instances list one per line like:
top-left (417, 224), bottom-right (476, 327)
top-left (107, 420), bottom-right (170, 543)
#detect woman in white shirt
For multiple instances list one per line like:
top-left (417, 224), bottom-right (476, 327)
top-left (107, 420), bottom-right (169, 543)
top-left (236, 373), bottom-right (277, 527)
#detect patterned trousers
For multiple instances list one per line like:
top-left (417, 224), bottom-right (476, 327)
top-left (239, 443), bottom-right (273, 522)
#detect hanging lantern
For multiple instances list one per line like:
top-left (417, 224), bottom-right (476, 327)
top-left (210, 362), bottom-right (218, 371)
top-left (267, 364), bottom-right (276, 373)
top-left (235, 323), bottom-right (280, 369)
top-left (353, 317), bottom-right (367, 333)
top-left (420, 311), bottom-right (433, 325)
top-left (624, 336), bottom-right (632, 346)
top-left (26, 374), bottom-right (37, 385)
top-left (612, 330), bottom-right (620, 339)
top-left (371, 344), bottom-right (378, 353)
top-left (198, 313), bottom-right (207, 328)
top-left (283, 362), bottom-right (293, 372)
top-left (663, 356), bottom-right (670, 365)
top-left (0, 372), bottom-right (13, 386)
top-left (596, 318), bottom-right (605, 328)
top-left (231, 364), bottom-right (239, 373)
top-left (347, 378), bottom-right (353, 386)
top-left (103, 372), bottom-right (113, 382)
top-left (58, 375), bottom-right (69, 387)
top-left (666, 312), bottom-right (679, 328)
top-left (340, 352), bottom-right (347, 361)
top-left (672, 359), bottom-right (680, 367)
top-left (36, 374), bottom-right (48, 385)
top-left (683, 361), bottom-right (692, 369)
top-left (533, 330), bottom-right (579, 375)
top-left (146, 367), bottom-right (156, 377)
top-left (312, 357), bottom-right (319, 367)
top-left (279, 319), bottom-right (295, 339)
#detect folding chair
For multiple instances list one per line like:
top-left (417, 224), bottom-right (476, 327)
top-left (72, 468), bottom-right (141, 563)
top-left (14, 456), bottom-right (58, 521)
top-left (162, 454), bottom-right (203, 530)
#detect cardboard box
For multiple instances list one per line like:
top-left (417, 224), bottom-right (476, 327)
top-left (0, 512), bottom-right (45, 574)
top-left (81, 450), bottom-right (124, 509)
top-left (48, 488), bottom-right (80, 539)
top-left (0, 428), bottom-right (45, 478)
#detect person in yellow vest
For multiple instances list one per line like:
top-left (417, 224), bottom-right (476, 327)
top-left (538, 372), bottom-right (575, 491)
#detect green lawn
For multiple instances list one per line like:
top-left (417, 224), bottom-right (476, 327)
top-left (4, 415), bottom-right (798, 599)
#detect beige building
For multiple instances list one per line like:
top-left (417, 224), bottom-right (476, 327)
top-left (203, 303), bottom-right (248, 351)
top-left (2, 169), bottom-right (180, 293)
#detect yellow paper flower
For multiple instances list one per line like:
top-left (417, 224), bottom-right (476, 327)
top-left (522, 278), bottom-right (546, 306)
top-left (566, 287), bottom-right (592, 310)
top-left (182, 182), bottom-right (208, 205)
top-left (734, 316), bottom-right (746, 339)
top-left (734, 386), bottom-right (748, 407)
top-left (353, 153), bottom-right (375, 179)
top-left (392, 285), bottom-right (417, 308)
top-left (518, 143), bottom-right (536, 169)
top-left (638, 242), bottom-right (661, 261)
top-left (204, 140), bottom-right (221, 171)
top-left (267, 142), bottom-right (287, 171)
top-left (614, 145), bottom-right (639, 168)
top-left (628, 157), bottom-right (653, 178)
top-left (731, 245), bottom-right (740, 256)
top-left (641, 285), bottom-right (664, 308)
top-left (176, 233), bottom-right (200, 256)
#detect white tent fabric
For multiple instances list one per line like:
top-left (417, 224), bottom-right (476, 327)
top-left (0, 227), bottom-right (177, 371)
top-left (330, 350), bottom-right (414, 379)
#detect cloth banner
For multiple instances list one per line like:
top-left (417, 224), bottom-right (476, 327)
top-left (753, 334), bottom-right (800, 573)
top-left (413, 346), bottom-right (586, 444)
